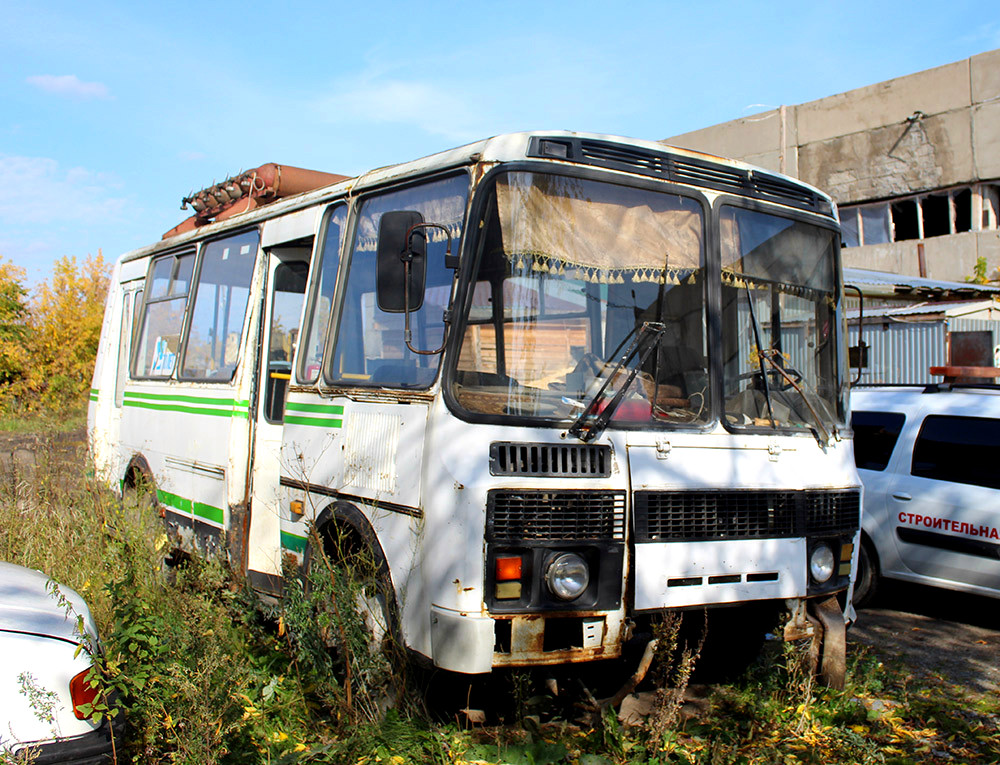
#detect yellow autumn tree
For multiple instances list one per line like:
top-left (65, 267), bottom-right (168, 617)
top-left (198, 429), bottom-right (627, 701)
top-left (0, 258), bottom-right (32, 401)
top-left (23, 252), bottom-right (112, 411)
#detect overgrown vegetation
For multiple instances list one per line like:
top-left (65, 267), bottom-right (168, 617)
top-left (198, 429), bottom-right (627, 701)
top-left (1, 433), bottom-right (997, 764)
top-left (0, 253), bottom-right (109, 416)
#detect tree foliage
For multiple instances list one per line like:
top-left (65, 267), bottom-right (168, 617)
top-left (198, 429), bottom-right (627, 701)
top-left (0, 252), bottom-right (111, 414)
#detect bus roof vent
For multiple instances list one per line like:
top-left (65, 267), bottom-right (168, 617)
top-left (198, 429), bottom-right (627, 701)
top-left (489, 442), bottom-right (612, 477)
top-left (528, 137), bottom-right (831, 216)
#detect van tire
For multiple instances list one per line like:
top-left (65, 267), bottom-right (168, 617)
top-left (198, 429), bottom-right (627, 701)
top-left (852, 537), bottom-right (878, 608)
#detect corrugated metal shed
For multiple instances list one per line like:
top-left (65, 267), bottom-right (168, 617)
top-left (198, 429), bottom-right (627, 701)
top-left (849, 312), bottom-right (1000, 384)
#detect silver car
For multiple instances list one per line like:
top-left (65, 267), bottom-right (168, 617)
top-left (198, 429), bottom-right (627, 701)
top-left (0, 562), bottom-right (118, 763)
top-left (851, 385), bottom-right (1000, 605)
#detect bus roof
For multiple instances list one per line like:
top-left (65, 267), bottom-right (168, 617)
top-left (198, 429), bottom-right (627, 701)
top-left (116, 130), bottom-right (835, 265)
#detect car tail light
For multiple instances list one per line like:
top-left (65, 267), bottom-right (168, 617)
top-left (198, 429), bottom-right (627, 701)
top-left (70, 667), bottom-right (99, 720)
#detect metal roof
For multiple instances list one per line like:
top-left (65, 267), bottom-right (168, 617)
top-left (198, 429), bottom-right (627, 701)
top-left (847, 299), bottom-right (999, 320)
top-left (844, 267), bottom-right (1000, 296)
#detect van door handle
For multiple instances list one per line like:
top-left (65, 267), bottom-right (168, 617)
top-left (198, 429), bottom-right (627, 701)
top-left (892, 492), bottom-right (912, 501)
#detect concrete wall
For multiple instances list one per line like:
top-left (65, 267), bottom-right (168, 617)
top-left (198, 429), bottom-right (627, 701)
top-left (662, 49), bottom-right (1000, 205)
top-left (841, 230), bottom-right (1000, 282)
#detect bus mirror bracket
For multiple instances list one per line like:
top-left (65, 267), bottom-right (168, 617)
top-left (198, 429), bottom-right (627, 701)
top-left (376, 211), bottom-right (457, 356)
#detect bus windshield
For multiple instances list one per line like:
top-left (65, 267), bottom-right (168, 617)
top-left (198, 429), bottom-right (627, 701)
top-left (452, 171), bottom-right (709, 426)
top-left (720, 205), bottom-right (843, 436)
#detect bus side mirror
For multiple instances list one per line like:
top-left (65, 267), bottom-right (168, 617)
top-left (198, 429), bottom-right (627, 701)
top-left (377, 210), bottom-right (426, 313)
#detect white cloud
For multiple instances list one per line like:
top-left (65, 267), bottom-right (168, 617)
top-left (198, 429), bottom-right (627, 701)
top-left (0, 155), bottom-right (127, 227)
top-left (26, 74), bottom-right (110, 99)
top-left (178, 150), bottom-right (207, 161)
top-left (313, 76), bottom-right (485, 143)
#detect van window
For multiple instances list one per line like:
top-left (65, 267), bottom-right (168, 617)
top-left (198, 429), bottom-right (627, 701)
top-left (911, 415), bottom-right (1000, 489)
top-left (181, 230), bottom-right (259, 381)
top-left (851, 410), bottom-right (906, 471)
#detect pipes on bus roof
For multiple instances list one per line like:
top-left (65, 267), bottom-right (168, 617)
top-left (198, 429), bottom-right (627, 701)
top-left (163, 163), bottom-right (350, 239)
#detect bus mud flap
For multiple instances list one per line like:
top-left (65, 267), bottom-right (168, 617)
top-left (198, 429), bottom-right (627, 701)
top-left (810, 596), bottom-right (846, 690)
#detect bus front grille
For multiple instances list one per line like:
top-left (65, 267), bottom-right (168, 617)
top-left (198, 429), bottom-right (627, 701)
top-left (489, 442), bottom-right (612, 477)
top-left (634, 489), bottom-right (860, 543)
top-left (487, 490), bottom-right (626, 542)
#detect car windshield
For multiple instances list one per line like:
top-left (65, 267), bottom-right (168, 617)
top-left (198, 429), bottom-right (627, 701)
top-left (451, 171), bottom-right (709, 427)
top-left (720, 205), bottom-right (843, 435)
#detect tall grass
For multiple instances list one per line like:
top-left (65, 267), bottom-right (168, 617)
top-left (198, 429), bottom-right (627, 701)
top-left (2, 431), bottom-right (997, 764)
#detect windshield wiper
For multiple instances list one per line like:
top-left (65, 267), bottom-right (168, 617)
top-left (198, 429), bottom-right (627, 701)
top-left (744, 282), bottom-right (776, 428)
top-left (757, 349), bottom-right (833, 445)
top-left (567, 321), bottom-right (667, 443)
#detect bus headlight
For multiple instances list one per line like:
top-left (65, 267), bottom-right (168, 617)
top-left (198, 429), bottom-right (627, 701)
top-left (809, 543), bottom-right (835, 583)
top-left (545, 553), bottom-right (590, 601)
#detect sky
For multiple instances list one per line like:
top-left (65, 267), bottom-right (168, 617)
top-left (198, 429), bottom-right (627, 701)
top-left (1, 0), bottom-right (999, 286)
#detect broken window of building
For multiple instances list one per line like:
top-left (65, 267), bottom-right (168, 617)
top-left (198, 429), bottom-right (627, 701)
top-left (921, 193), bottom-right (950, 238)
top-left (954, 188), bottom-right (972, 233)
top-left (841, 181), bottom-right (999, 247)
top-left (984, 184), bottom-right (1000, 230)
top-left (891, 199), bottom-right (920, 241)
top-left (841, 208), bottom-right (859, 247)
top-left (860, 205), bottom-right (891, 244)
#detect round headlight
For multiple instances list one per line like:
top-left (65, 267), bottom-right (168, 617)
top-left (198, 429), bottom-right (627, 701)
top-left (545, 553), bottom-right (590, 601)
top-left (809, 543), bottom-right (836, 583)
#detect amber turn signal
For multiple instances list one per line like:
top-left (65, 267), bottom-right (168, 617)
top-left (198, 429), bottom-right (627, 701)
top-left (496, 556), bottom-right (522, 581)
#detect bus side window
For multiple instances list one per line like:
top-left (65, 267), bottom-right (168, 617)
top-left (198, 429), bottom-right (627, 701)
top-left (114, 292), bottom-right (132, 407)
top-left (329, 175), bottom-right (469, 388)
top-left (265, 261), bottom-right (308, 422)
top-left (298, 205), bottom-right (347, 383)
top-left (181, 230), bottom-right (260, 381)
top-left (133, 252), bottom-right (195, 378)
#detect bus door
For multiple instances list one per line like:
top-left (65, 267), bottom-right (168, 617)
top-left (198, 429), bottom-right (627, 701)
top-left (246, 245), bottom-right (311, 592)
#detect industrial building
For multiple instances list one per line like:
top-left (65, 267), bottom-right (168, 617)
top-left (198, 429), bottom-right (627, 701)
top-left (662, 50), bottom-right (1000, 382)
top-left (662, 49), bottom-right (1000, 285)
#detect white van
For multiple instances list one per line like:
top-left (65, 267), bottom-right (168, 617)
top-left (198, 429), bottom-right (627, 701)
top-left (851, 384), bottom-right (1000, 605)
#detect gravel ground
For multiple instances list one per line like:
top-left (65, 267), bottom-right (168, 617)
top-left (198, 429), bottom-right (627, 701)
top-left (849, 581), bottom-right (1000, 702)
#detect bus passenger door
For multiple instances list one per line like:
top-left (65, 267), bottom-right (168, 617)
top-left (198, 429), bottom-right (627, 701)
top-left (247, 248), bottom-right (310, 592)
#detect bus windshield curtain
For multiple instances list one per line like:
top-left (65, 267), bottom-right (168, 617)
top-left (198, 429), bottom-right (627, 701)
top-left (495, 172), bottom-right (703, 284)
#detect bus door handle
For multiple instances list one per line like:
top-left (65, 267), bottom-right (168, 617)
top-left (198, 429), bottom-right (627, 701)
top-left (891, 492), bottom-right (912, 502)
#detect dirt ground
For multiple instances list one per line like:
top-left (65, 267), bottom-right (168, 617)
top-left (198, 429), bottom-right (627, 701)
top-left (849, 580), bottom-right (1000, 703)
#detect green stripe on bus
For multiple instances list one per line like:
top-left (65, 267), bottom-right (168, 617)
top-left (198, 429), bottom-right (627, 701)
top-left (124, 391), bottom-right (246, 407)
top-left (124, 400), bottom-right (236, 417)
top-left (157, 489), bottom-right (192, 513)
top-left (281, 531), bottom-right (307, 553)
top-left (285, 402), bottom-right (345, 415)
top-left (284, 415), bottom-right (343, 428)
top-left (193, 501), bottom-right (224, 524)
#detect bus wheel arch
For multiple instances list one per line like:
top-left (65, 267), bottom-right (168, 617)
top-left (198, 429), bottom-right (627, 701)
top-left (307, 501), bottom-right (402, 644)
top-left (122, 454), bottom-right (159, 512)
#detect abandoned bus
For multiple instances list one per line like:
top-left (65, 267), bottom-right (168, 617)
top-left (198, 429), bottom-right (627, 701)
top-left (88, 132), bottom-right (860, 685)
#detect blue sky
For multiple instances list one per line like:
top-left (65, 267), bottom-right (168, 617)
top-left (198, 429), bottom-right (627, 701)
top-left (2, 0), bottom-right (998, 285)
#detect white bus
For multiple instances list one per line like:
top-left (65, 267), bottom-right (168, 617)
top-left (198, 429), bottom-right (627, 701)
top-left (89, 132), bottom-right (860, 686)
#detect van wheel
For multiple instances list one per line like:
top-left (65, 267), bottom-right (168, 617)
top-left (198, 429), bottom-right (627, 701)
top-left (852, 538), bottom-right (878, 609)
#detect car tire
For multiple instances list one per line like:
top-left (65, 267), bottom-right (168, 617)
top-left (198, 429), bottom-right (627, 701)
top-left (852, 538), bottom-right (878, 608)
